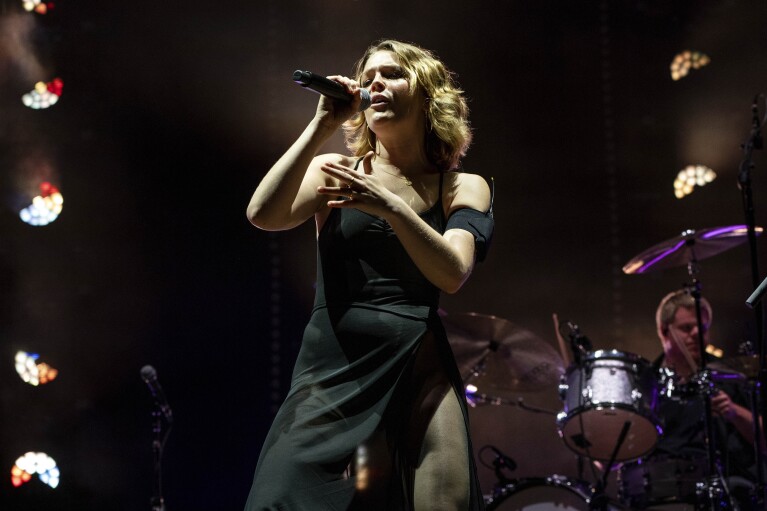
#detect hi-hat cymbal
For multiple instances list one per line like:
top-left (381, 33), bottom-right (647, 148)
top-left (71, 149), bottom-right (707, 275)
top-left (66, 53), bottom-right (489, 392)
top-left (623, 225), bottom-right (763, 275)
top-left (442, 312), bottom-right (565, 392)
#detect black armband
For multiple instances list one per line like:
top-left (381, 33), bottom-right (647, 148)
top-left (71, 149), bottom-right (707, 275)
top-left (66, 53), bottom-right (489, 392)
top-left (446, 207), bottom-right (494, 262)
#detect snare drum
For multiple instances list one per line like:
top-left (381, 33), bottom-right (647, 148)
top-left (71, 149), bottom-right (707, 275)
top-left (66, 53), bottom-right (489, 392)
top-left (485, 476), bottom-right (596, 511)
top-left (557, 350), bottom-right (662, 461)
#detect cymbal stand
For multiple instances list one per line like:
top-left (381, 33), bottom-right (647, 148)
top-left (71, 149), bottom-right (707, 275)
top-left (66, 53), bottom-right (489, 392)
top-left (683, 260), bottom-right (734, 510)
top-left (589, 421), bottom-right (631, 511)
top-left (740, 93), bottom-right (766, 507)
top-left (462, 353), bottom-right (488, 390)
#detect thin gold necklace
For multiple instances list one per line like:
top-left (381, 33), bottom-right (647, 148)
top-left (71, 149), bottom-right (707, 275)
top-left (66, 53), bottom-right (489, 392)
top-left (377, 167), bottom-right (412, 186)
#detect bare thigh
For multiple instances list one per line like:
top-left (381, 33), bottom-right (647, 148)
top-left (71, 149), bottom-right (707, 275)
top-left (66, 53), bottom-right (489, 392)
top-left (413, 387), bottom-right (470, 511)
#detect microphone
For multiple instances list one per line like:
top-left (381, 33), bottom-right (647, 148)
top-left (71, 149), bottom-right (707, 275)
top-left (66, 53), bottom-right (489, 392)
top-left (292, 70), bottom-right (371, 111)
top-left (140, 365), bottom-right (173, 423)
top-left (489, 446), bottom-right (517, 471)
top-left (559, 320), bottom-right (592, 364)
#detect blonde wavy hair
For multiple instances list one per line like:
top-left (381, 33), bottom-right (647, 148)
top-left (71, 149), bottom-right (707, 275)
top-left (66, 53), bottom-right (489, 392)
top-left (343, 39), bottom-right (472, 171)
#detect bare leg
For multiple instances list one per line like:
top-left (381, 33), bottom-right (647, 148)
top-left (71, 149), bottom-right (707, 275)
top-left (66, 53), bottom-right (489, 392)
top-left (413, 387), bottom-right (470, 511)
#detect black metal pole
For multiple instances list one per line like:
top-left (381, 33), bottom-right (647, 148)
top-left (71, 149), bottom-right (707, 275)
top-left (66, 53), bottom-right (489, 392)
top-left (739, 95), bottom-right (766, 507)
top-left (151, 407), bottom-right (166, 511)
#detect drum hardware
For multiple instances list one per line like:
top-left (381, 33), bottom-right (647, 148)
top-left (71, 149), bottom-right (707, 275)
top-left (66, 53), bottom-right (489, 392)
top-left (560, 320), bottom-right (593, 366)
top-left (557, 349), bottom-right (662, 462)
top-left (709, 354), bottom-right (758, 381)
top-left (623, 226), bottom-right (766, 509)
top-left (478, 445), bottom-right (518, 486)
top-left (618, 456), bottom-right (709, 509)
top-left (660, 367), bottom-right (747, 404)
top-left (740, 92), bottom-right (767, 508)
top-left (443, 312), bottom-right (565, 392)
top-left (464, 388), bottom-right (558, 415)
top-left (484, 475), bottom-right (617, 511)
top-left (621, 225), bottom-right (762, 276)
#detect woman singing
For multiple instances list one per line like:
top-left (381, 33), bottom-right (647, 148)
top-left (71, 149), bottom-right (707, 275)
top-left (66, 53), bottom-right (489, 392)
top-left (245, 39), bottom-right (494, 511)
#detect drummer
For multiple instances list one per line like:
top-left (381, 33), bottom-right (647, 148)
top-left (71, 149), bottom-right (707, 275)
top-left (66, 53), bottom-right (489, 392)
top-left (652, 289), bottom-right (763, 504)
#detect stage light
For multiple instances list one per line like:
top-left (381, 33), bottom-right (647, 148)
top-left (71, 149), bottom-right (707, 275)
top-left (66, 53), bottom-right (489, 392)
top-left (22, 77), bottom-right (63, 109)
top-left (354, 444), bottom-right (369, 491)
top-left (11, 452), bottom-right (59, 489)
top-left (673, 165), bottom-right (715, 199)
top-left (670, 50), bottom-right (711, 81)
top-left (19, 181), bottom-right (63, 226)
top-left (15, 351), bottom-right (59, 386)
top-left (705, 344), bottom-right (723, 358)
top-left (22, 0), bottom-right (55, 14)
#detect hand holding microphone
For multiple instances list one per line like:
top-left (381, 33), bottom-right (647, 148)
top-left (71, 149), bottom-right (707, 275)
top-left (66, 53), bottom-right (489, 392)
top-left (293, 70), bottom-right (372, 111)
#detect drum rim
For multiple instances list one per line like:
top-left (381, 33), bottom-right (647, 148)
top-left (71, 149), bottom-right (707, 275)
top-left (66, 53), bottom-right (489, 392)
top-left (490, 475), bottom-right (595, 501)
top-left (556, 402), bottom-right (662, 428)
top-left (557, 404), bottom-right (662, 462)
top-left (585, 349), bottom-right (649, 363)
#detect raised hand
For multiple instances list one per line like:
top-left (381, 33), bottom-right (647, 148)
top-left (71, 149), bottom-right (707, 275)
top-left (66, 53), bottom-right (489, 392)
top-left (317, 151), bottom-right (404, 218)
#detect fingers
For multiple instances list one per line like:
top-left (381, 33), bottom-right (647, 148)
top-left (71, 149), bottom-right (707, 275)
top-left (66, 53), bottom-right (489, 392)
top-left (362, 151), bottom-right (375, 175)
top-left (711, 391), bottom-right (734, 419)
top-left (327, 75), bottom-right (364, 109)
top-left (327, 75), bottom-right (359, 94)
top-left (320, 161), bottom-right (363, 188)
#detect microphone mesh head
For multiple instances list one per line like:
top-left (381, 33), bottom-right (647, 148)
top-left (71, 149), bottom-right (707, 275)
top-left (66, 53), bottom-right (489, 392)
top-left (359, 89), bottom-right (372, 111)
top-left (140, 365), bottom-right (157, 381)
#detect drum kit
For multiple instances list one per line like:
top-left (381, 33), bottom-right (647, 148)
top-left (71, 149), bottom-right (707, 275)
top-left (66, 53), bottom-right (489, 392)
top-left (445, 225), bottom-right (765, 511)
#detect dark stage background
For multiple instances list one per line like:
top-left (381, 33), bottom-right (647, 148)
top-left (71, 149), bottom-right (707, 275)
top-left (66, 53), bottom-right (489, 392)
top-left (1, 0), bottom-right (767, 509)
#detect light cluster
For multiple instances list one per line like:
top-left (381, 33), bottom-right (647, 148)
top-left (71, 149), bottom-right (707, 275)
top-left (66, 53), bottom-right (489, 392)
top-left (11, 452), bottom-right (60, 488)
top-left (15, 351), bottom-right (59, 386)
top-left (22, 0), bottom-right (55, 14)
top-left (705, 344), bottom-right (724, 358)
top-left (674, 165), bottom-right (716, 199)
top-left (670, 51), bottom-right (711, 81)
top-left (19, 181), bottom-right (64, 226)
top-left (22, 78), bottom-right (63, 110)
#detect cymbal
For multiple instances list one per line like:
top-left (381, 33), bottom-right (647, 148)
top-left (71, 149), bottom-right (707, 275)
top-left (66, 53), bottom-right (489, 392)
top-left (442, 312), bottom-right (565, 392)
top-left (623, 225), bottom-right (763, 275)
top-left (709, 355), bottom-right (759, 380)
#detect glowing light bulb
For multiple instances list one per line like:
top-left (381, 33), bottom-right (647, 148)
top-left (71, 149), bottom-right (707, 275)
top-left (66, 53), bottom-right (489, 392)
top-left (21, 0), bottom-right (54, 14)
top-left (19, 182), bottom-right (64, 226)
top-left (11, 452), bottom-right (59, 489)
top-left (705, 344), bottom-right (723, 358)
top-left (670, 50), bottom-right (711, 81)
top-left (673, 165), bottom-right (716, 199)
top-left (22, 78), bottom-right (63, 109)
top-left (15, 351), bottom-right (58, 385)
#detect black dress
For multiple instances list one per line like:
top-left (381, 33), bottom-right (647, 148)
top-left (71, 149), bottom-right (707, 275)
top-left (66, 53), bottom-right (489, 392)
top-left (245, 174), bottom-right (486, 510)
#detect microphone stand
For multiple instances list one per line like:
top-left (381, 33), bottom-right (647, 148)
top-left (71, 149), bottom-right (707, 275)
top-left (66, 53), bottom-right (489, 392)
top-left (150, 403), bottom-right (172, 511)
top-left (740, 94), bottom-right (766, 507)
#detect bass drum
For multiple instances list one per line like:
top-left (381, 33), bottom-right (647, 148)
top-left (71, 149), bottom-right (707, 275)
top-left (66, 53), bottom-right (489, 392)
top-left (485, 475), bottom-right (622, 511)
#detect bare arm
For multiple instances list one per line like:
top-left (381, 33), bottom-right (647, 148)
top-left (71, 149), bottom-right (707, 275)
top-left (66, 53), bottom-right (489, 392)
top-left (246, 77), bottom-right (364, 231)
top-left (318, 154), bottom-right (491, 293)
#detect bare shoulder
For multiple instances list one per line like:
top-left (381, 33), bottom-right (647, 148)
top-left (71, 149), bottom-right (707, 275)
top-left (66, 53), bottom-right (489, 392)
top-left (311, 153), bottom-right (356, 167)
top-left (444, 171), bottom-right (492, 213)
top-left (308, 153), bottom-right (355, 184)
